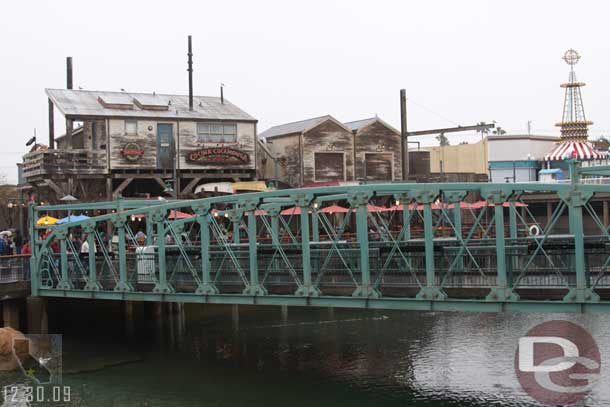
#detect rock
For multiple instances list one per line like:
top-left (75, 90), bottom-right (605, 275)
top-left (0, 327), bottom-right (25, 371)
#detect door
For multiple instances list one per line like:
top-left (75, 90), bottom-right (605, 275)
top-left (365, 153), bottom-right (393, 181)
top-left (314, 152), bottom-right (345, 182)
top-left (156, 124), bottom-right (174, 169)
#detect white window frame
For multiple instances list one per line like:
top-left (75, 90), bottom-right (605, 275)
top-left (197, 122), bottom-right (237, 143)
top-left (125, 120), bottom-right (138, 135)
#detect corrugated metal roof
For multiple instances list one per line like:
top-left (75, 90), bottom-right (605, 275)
top-left (46, 89), bottom-right (257, 122)
top-left (344, 117), bottom-right (377, 131)
top-left (258, 115), bottom-right (331, 139)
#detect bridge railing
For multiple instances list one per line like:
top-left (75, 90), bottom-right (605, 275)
top-left (28, 181), bottom-right (610, 305)
top-left (0, 255), bottom-right (30, 283)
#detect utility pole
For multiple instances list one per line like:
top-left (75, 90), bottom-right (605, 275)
top-left (400, 89), bottom-right (408, 180)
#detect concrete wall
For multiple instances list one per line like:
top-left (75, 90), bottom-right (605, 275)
top-left (425, 138), bottom-right (487, 175)
top-left (488, 135), bottom-right (558, 161)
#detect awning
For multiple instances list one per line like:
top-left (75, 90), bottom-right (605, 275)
top-left (544, 141), bottom-right (607, 161)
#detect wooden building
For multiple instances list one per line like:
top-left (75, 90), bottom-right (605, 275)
top-left (345, 117), bottom-right (403, 182)
top-left (22, 89), bottom-right (257, 201)
top-left (259, 115), bottom-right (403, 187)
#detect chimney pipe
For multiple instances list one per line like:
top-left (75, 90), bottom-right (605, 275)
top-left (400, 89), bottom-right (408, 180)
top-left (187, 35), bottom-right (193, 111)
top-left (66, 57), bottom-right (73, 90)
top-left (220, 84), bottom-right (224, 104)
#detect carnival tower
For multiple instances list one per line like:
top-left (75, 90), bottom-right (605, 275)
top-left (544, 49), bottom-right (604, 161)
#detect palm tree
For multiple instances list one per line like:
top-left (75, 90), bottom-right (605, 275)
top-left (477, 122), bottom-right (490, 139)
top-left (492, 126), bottom-right (507, 135)
top-left (436, 133), bottom-right (450, 146)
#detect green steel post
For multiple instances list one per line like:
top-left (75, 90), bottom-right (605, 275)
top-left (270, 210), bottom-right (280, 275)
top-left (56, 234), bottom-right (73, 290)
top-left (508, 199), bottom-right (518, 287)
top-left (311, 209), bottom-right (319, 242)
top-left (494, 204), bottom-right (507, 287)
top-left (146, 219), bottom-right (153, 246)
top-left (453, 204), bottom-right (463, 273)
top-left (295, 198), bottom-right (319, 296)
top-left (152, 212), bottom-right (173, 293)
top-left (481, 190), bottom-right (518, 301)
top-left (28, 203), bottom-right (39, 296)
top-left (243, 201), bottom-right (266, 295)
top-left (113, 216), bottom-right (133, 292)
top-left (410, 190), bottom-right (445, 300)
top-left (83, 223), bottom-right (102, 291)
top-left (573, 204), bottom-right (585, 289)
top-left (233, 217), bottom-right (240, 244)
top-left (443, 192), bottom-right (467, 274)
top-left (423, 203), bottom-right (435, 288)
top-left (560, 189), bottom-right (598, 302)
top-left (311, 208), bottom-right (320, 276)
top-left (196, 211), bottom-right (218, 294)
top-left (350, 192), bottom-right (379, 298)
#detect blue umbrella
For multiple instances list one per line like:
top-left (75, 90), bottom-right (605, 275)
top-left (56, 214), bottom-right (90, 225)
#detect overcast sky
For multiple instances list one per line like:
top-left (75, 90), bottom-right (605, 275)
top-left (1, 0), bottom-right (608, 183)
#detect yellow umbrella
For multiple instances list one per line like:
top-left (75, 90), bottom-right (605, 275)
top-left (36, 216), bottom-right (59, 226)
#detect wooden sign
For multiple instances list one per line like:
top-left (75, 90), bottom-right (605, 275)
top-left (187, 147), bottom-right (250, 164)
top-left (120, 142), bottom-right (144, 162)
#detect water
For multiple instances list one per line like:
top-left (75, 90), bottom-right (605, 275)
top-left (7, 302), bottom-right (610, 406)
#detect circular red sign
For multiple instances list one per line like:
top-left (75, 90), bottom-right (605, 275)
top-left (514, 320), bottom-right (600, 405)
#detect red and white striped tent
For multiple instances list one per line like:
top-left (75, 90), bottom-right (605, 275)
top-left (544, 141), bottom-right (607, 161)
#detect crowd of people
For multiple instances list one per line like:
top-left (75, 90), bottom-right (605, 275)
top-left (0, 230), bottom-right (29, 256)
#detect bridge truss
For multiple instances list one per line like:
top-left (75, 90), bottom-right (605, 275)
top-left (28, 181), bottom-right (610, 313)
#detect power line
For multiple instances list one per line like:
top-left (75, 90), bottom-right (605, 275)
top-left (407, 98), bottom-right (462, 127)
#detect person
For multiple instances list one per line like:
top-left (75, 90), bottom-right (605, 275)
top-left (0, 237), bottom-right (7, 256)
top-left (164, 233), bottom-right (174, 245)
top-left (13, 231), bottom-right (22, 255)
top-left (135, 230), bottom-right (146, 246)
top-left (50, 238), bottom-right (60, 254)
top-left (80, 235), bottom-right (96, 256)
top-left (21, 240), bottom-right (31, 256)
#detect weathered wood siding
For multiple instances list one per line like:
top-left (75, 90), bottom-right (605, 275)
top-left (266, 134), bottom-right (301, 186)
top-left (108, 119), bottom-right (161, 169)
top-left (302, 120), bottom-right (354, 185)
top-left (179, 122), bottom-right (256, 171)
top-left (354, 121), bottom-right (402, 181)
top-left (364, 153), bottom-right (393, 180)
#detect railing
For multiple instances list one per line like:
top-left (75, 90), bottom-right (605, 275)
top-left (22, 149), bottom-right (107, 178)
top-left (27, 181), bottom-right (610, 312)
top-left (0, 255), bottom-right (30, 283)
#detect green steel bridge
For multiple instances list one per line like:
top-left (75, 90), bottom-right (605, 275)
top-left (27, 174), bottom-right (610, 314)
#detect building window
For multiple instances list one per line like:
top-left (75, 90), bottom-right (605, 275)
top-left (197, 122), bottom-right (237, 143)
top-left (125, 120), bottom-right (137, 135)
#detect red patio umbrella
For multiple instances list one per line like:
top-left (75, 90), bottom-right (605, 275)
top-left (351, 204), bottom-right (391, 213)
top-left (281, 207), bottom-right (304, 216)
top-left (320, 205), bottom-right (349, 214)
top-left (245, 209), bottom-right (268, 216)
top-left (135, 210), bottom-right (193, 220)
top-left (169, 210), bottom-right (194, 219)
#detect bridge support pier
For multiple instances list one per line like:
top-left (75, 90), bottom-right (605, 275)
top-left (26, 297), bottom-right (47, 334)
top-left (124, 300), bottom-right (136, 340)
top-left (2, 299), bottom-right (20, 330)
top-left (232, 304), bottom-right (239, 331)
top-left (281, 305), bottom-right (288, 323)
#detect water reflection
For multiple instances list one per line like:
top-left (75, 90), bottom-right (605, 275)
top-left (44, 302), bottom-right (610, 406)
